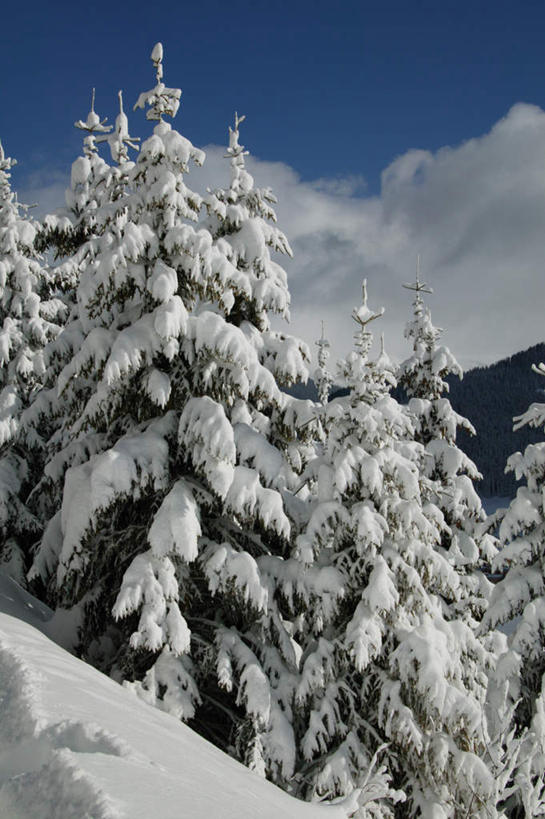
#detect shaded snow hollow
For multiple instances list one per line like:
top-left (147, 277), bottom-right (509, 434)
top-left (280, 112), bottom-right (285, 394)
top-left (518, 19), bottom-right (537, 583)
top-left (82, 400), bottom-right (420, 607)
top-left (0, 573), bottom-right (355, 819)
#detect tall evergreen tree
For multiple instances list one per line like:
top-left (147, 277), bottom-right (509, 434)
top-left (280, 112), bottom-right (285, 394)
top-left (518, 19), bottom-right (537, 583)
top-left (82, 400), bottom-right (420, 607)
top-left (483, 362), bottom-right (545, 815)
top-left (23, 91), bottom-right (139, 539)
top-left (398, 262), bottom-right (497, 620)
top-left (30, 47), bottom-right (314, 783)
top-left (314, 322), bottom-right (332, 407)
top-left (291, 281), bottom-right (494, 816)
top-left (37, 88), bottom-right (114, 259)
top-left (0, 140), bottom-right (66, 580)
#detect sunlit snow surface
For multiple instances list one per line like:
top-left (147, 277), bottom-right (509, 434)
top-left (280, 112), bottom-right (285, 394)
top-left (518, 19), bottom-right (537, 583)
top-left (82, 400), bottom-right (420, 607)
top-left (0, 574), bottom-right (352, 819)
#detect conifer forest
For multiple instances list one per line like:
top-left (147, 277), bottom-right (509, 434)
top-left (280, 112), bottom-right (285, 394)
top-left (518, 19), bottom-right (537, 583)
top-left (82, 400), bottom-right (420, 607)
top-left (1, 43), bottom-right (545, 817)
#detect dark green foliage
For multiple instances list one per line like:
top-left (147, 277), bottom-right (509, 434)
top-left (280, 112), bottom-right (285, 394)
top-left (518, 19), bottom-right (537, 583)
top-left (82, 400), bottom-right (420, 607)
top-left (446, 343), bottom-right (545, 497)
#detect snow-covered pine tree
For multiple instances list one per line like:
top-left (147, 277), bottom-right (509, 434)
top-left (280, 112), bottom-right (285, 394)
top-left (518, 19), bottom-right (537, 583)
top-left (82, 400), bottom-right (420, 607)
top-left (98, 90), bottom-right (140, 167)
top-left (30, 47), bottom-right (314, 785)
top-left (482, 363), bottom-right (545, 814)
top-left (291, 281), bottom-right (495, 816)
top-left (398, 261), bottom-right (497, 620)
top-left (314, 322), bottom-right (332, 407)
top-left (0, 140), bottom-right (66, 580)
top-left (22, 91), bottom-right (139, 540)
top-left (375, 332), bottom-right (396, 389)
top-left (202, 109), bottom-right (317, 478)
top-left (36, 89), bottom-right (114, 259)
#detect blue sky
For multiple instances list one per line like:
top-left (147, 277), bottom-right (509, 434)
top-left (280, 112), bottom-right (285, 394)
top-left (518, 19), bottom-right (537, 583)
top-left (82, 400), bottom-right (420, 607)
top-left (4, 0), bottom-right (545, 369)
top-left (4, 0), bottom-right (545, 191)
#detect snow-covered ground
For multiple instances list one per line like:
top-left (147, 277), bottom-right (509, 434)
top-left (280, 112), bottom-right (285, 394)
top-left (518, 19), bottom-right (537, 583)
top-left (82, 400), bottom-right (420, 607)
top-left (0, 574), bottom-right (355, 819)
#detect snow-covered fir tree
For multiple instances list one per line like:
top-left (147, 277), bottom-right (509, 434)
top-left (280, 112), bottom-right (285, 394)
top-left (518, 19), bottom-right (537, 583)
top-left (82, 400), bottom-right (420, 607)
top-left (290, 281), bottom-right (495, 816)
top-left (99, 90), bottom-right (140, 166)
top-left (398, 261), bottom-right (497, 620)
top-left (482, 362), bottom-right (545, 815)
top-left (30, 46), bottom-right (315, 784)
top-left (376, 332), bottom-right (396, 386)
top-left (0, 140), bottom-right (66, 580)
top-left (6, 33), bottom-right (545, 817)
top-left (22, 90), bottom-right (140, 538)
top-left (314, 322), bottom-right (332, 407)
top-left (37, 89), bottom-right (115, 259)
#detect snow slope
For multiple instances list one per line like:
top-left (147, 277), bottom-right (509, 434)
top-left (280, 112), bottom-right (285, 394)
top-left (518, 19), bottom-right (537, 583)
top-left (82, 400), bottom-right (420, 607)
top-left (0, 575), bottom-right (356, 819)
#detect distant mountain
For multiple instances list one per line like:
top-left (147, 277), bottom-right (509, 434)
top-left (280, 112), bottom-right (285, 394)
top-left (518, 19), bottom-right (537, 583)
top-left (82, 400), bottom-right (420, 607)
top-left (285, 379), bottom-right (319, 401)
top-left (286, 342), bottom-right (545, 498)
top-left (0, 574), bottom-right (350, 819)
top-left (445, 343), bottom-right (545, 497)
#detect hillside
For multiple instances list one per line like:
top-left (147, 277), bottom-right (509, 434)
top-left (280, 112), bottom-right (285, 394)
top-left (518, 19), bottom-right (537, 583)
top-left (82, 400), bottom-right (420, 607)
top-left (0, 573), bottom-right (358, 819)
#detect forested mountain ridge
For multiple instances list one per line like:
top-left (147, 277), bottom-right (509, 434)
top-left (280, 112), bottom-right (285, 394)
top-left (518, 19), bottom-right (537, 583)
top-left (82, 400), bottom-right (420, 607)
top-left (446, 342), bottom-right (545, 497)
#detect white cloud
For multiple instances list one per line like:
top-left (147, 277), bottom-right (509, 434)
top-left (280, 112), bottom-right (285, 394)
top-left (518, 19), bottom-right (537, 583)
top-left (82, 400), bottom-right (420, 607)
top-left (20, 103), bottom-right (545, 373)
top-left (19, 169), bottom-right (68, 219)
top-left (309, 175), bottom-right (368, 197)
